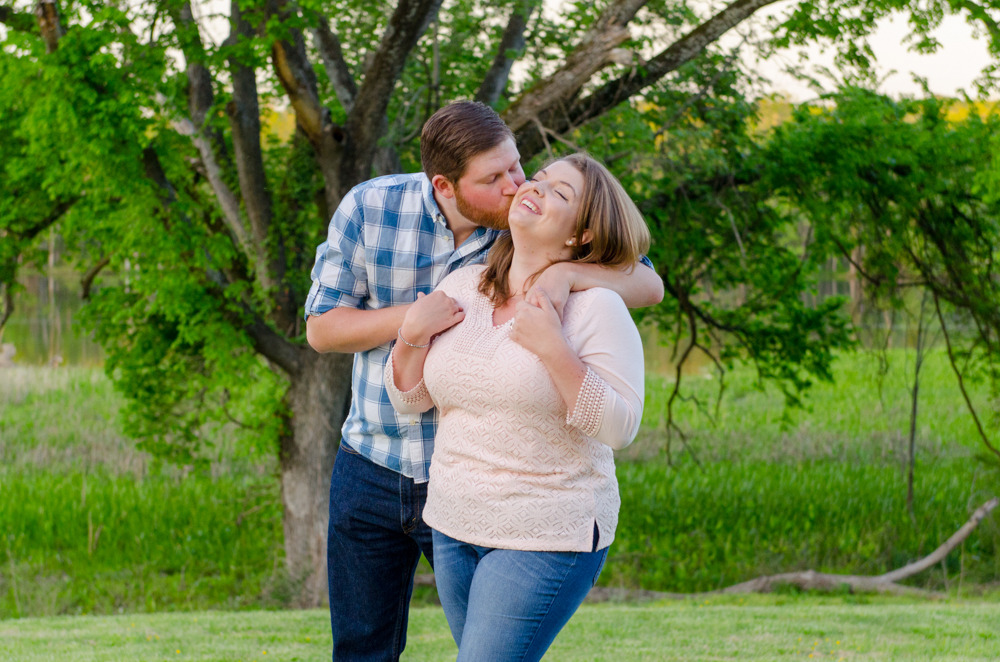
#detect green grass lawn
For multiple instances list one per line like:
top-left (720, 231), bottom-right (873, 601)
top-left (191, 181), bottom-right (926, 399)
top-left (2, 353), bottom-right (1000, 617)
top-left (3, 598), bottom-right (1000, 661)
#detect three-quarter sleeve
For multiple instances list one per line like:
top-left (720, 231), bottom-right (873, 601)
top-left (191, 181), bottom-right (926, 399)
top-left (565, 289), bottom-right (644, 450)
top-left (384, 351), bottom-right (434, 414)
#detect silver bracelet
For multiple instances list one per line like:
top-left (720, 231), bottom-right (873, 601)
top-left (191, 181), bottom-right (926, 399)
top-left (397, 328), bottom-right (431, 349)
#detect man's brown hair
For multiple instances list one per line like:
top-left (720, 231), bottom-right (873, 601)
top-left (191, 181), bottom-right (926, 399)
top-left (421, 101), bottom-right (515, 183)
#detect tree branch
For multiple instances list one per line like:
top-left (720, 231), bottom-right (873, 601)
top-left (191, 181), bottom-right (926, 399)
top-left (954, 0), bottom-right (1000, 45)
top-left (502, 0), bottom-right (646, 136)
top-left (168, 110), bottom-right (252, 259)
top-left (313, 14), bottom-right (358, 113)
top-left (270, 0), bottom-right (344, 213)
top-left (880, 497), bottom-right (1000, 583)
top-left (18, 198), bottom-right (78, 243)
top-left (34, 0), bottom-right (63, 53)
top-left (142, 145), bottom-right (229, 290)
top-left (512, 0), bottom-right (780, 159)
top-left (244, 313), bottom-right (304, 376)
top-left (164, 3), bottom-right (249, 254)
top-left (341, 0), bottom-right (444, 193)
top-left (0, 284), bottom-right (13, 333)
top-left (142, 145), bottom-right (179, 206)
top-left (80, 256), bottom-right (110, 300)
top-left (933, 293), bottom-right (1000, 462)
top-left (227, 0), bottom-right (281, 299)
top-left (0, 196), bottom-right (77, 334)
top-left (475, 0), bottom-right (538, 106)
top-left (169, 2), bottom-right (231, 167)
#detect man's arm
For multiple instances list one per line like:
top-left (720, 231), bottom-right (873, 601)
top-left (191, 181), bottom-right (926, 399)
top-left (305, 185), bottom-right (416, 354)
top-left (306, 305), bottom-right (410, 354)
top-left (569, 261), bottom-right (664, 309)
top-left (531, 261), bottom-right (664, 313)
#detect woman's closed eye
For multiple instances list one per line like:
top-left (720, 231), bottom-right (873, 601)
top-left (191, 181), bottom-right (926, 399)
top-left (529, 178), bottom-right (568, 201)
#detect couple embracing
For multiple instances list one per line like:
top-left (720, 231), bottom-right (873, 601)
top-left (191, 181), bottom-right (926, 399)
top-left (305, 101), bottom-right (662, 662)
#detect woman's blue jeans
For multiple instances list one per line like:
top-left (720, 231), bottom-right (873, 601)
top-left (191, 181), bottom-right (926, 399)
top-left (432, 529), bottom-right (608, 662)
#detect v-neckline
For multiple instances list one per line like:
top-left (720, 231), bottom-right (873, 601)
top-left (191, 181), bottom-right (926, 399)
top-left (487, 295), bottom-right (516, 330)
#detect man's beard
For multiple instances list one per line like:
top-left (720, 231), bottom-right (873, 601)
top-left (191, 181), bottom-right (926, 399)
top-left (454, 187), bottom-right (512, 231)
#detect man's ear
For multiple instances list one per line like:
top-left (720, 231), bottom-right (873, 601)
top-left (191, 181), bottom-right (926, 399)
top-left (431, 174), bottom-right (456, 200)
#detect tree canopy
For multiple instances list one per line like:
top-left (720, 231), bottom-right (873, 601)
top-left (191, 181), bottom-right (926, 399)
top-left (5, 0), bottom-right (1000, 605)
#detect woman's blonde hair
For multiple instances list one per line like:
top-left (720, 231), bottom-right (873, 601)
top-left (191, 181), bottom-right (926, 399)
top-left (479, 153), bottom-right (651, 307)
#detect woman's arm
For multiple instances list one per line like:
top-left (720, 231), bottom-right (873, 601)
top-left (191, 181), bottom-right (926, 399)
top-left (385, 345), bottom-right (434, 414)
top-left (510, 290), bottom-right (644, 449)
top-left (384, 290), bottom-right (465, 414)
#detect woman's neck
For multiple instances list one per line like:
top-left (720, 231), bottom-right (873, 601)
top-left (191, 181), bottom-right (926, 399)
top-left (506, 241), bottom-right (570, 297)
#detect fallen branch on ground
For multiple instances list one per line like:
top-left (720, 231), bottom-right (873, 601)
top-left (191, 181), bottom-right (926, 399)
top-left (415, 498), bottom-right (999, 601)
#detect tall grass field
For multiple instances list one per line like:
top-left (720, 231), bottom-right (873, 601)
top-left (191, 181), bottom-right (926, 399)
top-left (2, 350), bottom-right (999, 619)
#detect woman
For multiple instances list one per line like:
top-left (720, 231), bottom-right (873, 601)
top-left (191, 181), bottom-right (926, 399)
top-left (385, 153), bottom-right (648, 661)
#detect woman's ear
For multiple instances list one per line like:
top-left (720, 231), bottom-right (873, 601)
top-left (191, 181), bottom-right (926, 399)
top-left (579, 229), bottom-right (594, 246)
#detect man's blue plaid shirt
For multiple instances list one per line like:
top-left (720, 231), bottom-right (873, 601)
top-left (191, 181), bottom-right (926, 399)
top-left (304, 173), bottom-right (499, 483)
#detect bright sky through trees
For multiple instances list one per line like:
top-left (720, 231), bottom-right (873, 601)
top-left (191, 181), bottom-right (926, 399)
top-left (755, 10), bottom-right (993, 98)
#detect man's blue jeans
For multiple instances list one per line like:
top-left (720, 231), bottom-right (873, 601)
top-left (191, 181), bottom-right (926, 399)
top-left (327, 443), bottom-right (433, 661)
top-left (432, 529), bottom-right (608, 662)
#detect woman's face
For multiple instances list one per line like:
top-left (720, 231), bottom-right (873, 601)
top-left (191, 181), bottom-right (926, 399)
top-left (508, 160), bottom-right (586, 254)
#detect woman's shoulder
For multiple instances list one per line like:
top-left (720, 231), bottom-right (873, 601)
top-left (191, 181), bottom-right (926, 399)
top-left (565, 287), bottom-right (628, 322)
top-left (564, 287), bottom-right (638, 345)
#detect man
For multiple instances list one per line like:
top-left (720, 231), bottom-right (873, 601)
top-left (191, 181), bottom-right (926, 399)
top-left (305, 101), bottom-right (663, 661)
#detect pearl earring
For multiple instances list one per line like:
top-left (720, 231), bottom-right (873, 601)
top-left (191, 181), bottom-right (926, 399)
top-left (566, 238), bottom-right (575, 246)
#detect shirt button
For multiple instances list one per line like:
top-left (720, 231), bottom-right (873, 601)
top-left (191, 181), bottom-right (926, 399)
top-left (409, 418), bottom-right (418, 425)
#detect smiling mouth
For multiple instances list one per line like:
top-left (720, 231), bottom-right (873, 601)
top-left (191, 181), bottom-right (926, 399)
top-left (521, 199), bottom-right (540, 214)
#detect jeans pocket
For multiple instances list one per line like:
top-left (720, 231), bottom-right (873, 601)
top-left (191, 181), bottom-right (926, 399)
top-left (592, 548), bottom-right (609, 587)
top-left (339, 442), bottom-right (361, 456)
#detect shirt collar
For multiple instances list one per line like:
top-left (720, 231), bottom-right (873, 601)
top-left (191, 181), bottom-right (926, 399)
top-left (421, 174), bottom-right (447, 226)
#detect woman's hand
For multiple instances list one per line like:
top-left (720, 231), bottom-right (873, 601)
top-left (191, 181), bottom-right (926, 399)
top-left (509, 290), bottom-right (569, 360)
top-left (526, 263), bottom-right (575, 320)
top-left (399, 291), bottom-right (465, 346)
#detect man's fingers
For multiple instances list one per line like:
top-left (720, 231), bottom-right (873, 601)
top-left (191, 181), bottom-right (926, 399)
top-left (536, 290), bottom-right (556, 313)
top-left (416, 292), bottom-right (426, 299)
top-left (551, 297), bottom-right (566, 320)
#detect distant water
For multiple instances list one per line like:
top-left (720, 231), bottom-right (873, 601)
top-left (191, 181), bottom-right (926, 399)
top-left (2, 270), bottom-right (103, 367)
top-left (4, 265), bottom-right (881, 374)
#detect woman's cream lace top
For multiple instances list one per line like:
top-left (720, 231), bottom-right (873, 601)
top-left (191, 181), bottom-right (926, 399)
top-left (385, 265), bottom-right (644, 552)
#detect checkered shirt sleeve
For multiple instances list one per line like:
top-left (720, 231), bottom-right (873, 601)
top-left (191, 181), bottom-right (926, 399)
top-left (304, 191), bottom-right (368, 316)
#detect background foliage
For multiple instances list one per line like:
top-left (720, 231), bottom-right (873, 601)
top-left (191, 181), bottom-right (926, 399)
top-left (5, 0), bottom-right (1000, 615)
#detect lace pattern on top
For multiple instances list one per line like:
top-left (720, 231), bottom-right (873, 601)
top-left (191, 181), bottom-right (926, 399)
top-left (449, 284), bottom-right (513, 359)
top-left (385, 352), bottom-right (430, 406)
top-left (566, 367), bottom-right (607, 437)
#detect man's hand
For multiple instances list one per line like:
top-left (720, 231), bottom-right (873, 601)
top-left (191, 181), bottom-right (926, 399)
top-left (509, 291), bottom-right (569, 360)
top-left (526, 263), bottom-right (574, 319)
top-left (399, 291), bottom-right (465, 346)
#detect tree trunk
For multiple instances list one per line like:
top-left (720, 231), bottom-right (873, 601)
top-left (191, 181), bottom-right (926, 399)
top-left (280, 350), bottom-right (355, 608)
